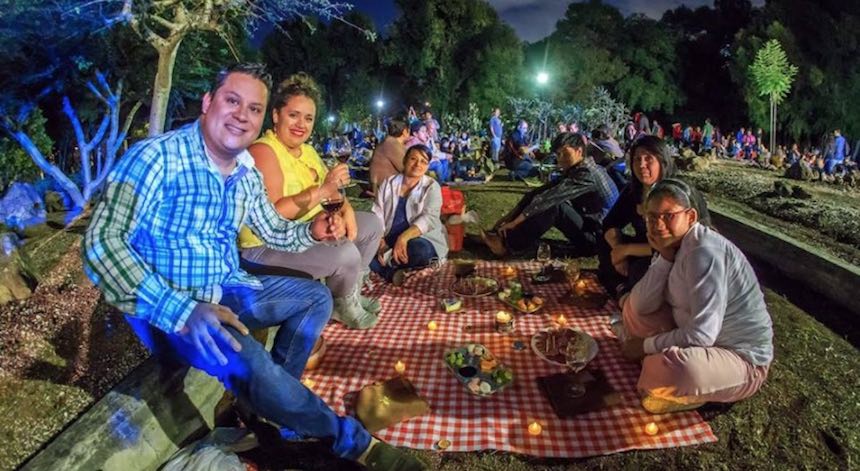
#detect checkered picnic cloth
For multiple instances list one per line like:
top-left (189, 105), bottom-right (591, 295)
top-left (303, 261), bottom-right (716, 458)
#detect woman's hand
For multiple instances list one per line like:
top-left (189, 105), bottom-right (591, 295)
top-left (322, 163), bottom-right (350, 199)
top-left (647, 231), bottom-right (677, 262)
top-left (393, 234), bottom-right (410, 264)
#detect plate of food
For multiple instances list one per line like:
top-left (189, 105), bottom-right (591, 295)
top-left (498, 282), bottom-right (544, 313)
top-left (531, 328), bottom-right (598, 372)
top-left (444, 343), bottom-right (514, 397)
top-left (450, 276), bottom-right (499, 298)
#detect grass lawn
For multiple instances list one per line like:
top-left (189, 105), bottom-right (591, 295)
top-left (2, 177), bottom-right (858, 470)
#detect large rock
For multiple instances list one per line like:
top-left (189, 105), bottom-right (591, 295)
top-left (44, 190), bottom-right (75, 213)
top-left (0, 241), bottom-right (35, 304)
top-left (0, 182), bottom-right (46, 231)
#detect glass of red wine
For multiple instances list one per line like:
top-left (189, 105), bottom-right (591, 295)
top-left (320, 184), bottom-right (346, 242)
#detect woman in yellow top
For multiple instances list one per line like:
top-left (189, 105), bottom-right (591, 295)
top-left (239, 73), bottom-right (383, 329)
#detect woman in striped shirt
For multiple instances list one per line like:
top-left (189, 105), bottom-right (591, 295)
top-left (621, 179), bottom-right (773, 414)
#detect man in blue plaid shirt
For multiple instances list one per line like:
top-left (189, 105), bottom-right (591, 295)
top-left (83, 63), bottom-right (425, 470)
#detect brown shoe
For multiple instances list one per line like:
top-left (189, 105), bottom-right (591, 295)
top-left (304, 336), bottom-right (326, 371)
top-left (481, 229), bottom-right (508, 257)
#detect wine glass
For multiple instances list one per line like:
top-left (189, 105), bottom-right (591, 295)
top-left (536, 242), bottom-right (551, 275)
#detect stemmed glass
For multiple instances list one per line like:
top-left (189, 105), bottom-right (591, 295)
top-left (536, 241), bottom-right (551, 277)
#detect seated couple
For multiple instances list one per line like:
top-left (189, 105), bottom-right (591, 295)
top-left (482, 132), bottom-right (619, 257)
top-left (620, 179), bottom-right (773, 414)
top-left (83, 63), bottom-right (426, 470)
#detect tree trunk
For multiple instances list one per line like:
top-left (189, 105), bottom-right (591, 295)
top-left (9, 130), bottom-right (86, 209)
top-left (148, 38), bottom-right (183, 136)
top-left (770, 95), bottom-right (777, 154)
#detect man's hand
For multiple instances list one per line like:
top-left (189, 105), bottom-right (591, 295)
top-left (310, 211), bottom-right (346, 241)
top-left (341, 204), bottom-right (358, 241)
top-left (497, 215), bottom-right (523, 238)
top-left (610, 244), bottom-right (628, 267)
top-left (179, 303), bottom-right (249, 366)
top-left (622, 336), bottom-right (646, 362)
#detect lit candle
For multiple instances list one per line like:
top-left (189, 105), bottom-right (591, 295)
top-left (644, 422), bottom-right (659, 436)
top-left (503, 265), bottom-right (517, 277)
top-left (556, 314), bottom-right (567, 326)
top-left (575, 279), bottom-right (587, 295)
top-left (427, 320), bottom-right (438, 331)
top-left (527, 421), bottom-right (542, 436)
top-left (301, 378), bottom-right (316, 389)
top-left (394, 360), bottom-right (406, 374)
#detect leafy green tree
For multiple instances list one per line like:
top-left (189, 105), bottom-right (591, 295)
top-left (749, 39), bottom-right (798, 152)
top-left (383, 0), bottom-right (523, 114)
top-left (616, 15), bottom-right (684, 113)
top-left (0, 109), bottom-right (51, 192)
top-left (529, 0), bottom-right (627, 103)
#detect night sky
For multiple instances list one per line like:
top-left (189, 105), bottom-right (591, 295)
top-left (351, 0), bottom-right (766, 42)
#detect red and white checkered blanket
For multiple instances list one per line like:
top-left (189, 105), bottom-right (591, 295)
top-left (303, 261), bottom-right (716, 458)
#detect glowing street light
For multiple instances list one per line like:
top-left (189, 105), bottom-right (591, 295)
top-left (327, 115), bottom-right (335, 123)
top-left (536, 71), bottom-right (549, 85)
top-left (375, 99), bottom-right (385, 110)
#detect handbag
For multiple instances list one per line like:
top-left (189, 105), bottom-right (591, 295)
top-left (355, 376), bottom-right (430, 432)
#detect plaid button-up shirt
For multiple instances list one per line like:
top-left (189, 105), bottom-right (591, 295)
top-left (83, 121), bottom-right (316, 333)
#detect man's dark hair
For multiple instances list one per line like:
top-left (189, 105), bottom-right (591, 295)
top-left (387, 119), bottom-right (408, 137)
top-left (270, 72), bottom-right (322, 112)
top-left (409, 120), bottom-right (425, 135)
top-left (209, 63), bottom-right (272, 96)
top-left (551, 132), bottom-right (587, 154)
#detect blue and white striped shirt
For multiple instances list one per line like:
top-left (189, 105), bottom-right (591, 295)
top-left (83, 121), bottom-right (316, 333)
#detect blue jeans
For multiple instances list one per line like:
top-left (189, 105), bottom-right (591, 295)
top-left (370, 237), bottom-right (437, 281)
top-left (126, 275), bottom-right (371, 460)
top-left (490, 137), bottom-right (502, 162)
top-left (824, 158), bottom-right (843, 175)
top-left (508, 157), bottom-right (539, 181)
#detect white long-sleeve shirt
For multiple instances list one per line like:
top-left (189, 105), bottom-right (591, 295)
top-left (630, 223), bottom-right (773, 366)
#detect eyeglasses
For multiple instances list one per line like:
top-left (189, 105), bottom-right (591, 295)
top-left (644, 208), bottom-right (690, 225)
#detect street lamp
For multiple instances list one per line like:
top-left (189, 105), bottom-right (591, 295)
top-left (536, 71), bottom-right (549, 85)
top-left (327, 115), bottom-right (335, 123)
top-left (376, 99), bottom-right (384, 110)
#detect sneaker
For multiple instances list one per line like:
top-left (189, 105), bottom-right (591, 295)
top-left (361, 441), bottom-right (428, 471)
top-left (332, 294), bottom-right (379, 329)
top-left (360, 295), bottom-right (382, 314)
top-left (641, 395), bottom-right (705, 414)
top-left (392, 269), bottom-right (408, 287)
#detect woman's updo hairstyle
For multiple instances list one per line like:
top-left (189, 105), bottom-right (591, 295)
top-left (271, 72), bottom-right (322, 113)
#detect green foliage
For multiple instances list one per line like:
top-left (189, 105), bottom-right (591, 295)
top-left (383, 0), bottom-right (524, 114)
top-left (615, 15), bottom-right (684, 113)
top-left (0, 108), bottom-right (51, 191)
top-left (581, 87), bottom-right (629, 134)
top-left (749, 39), bottom-right (798, 104)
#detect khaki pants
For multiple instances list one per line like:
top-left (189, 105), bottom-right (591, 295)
top-left (622, 300), bottom-right (769, 404)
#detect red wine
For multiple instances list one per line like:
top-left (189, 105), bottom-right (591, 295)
top-left (321, 199), bottom-right (344, 213)
top-left (337, 152), bottom-right (351, 163)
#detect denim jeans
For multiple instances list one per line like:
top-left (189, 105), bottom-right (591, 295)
top-left (370, 237), bottom-right (438, 281)
top-left (490, 137), bottom-right (502, 163)
top-left (428, 159), bottom-right (450, 182)
top-left (126, 275), bottom-right (371, 460)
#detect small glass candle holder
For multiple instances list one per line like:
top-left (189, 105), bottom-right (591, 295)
top-left (495, 310), bottom-right (515, 333)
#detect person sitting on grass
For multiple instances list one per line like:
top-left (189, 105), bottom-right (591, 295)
top-left (481, 132), bottom-right (619, 257)
top-left (82, 63), bottom-right (426, 471)
top-left (371, 144), bottom-right (449, 285)
top-left (238, 73), bottom-right (383, 330)
top-left (597, 135), bottom-right (695, 300)
top-left (620, 178), bottom-right (773, 414)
